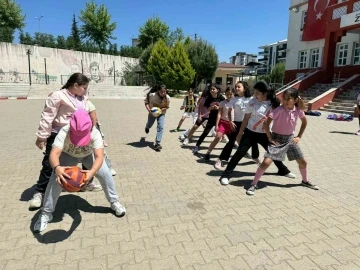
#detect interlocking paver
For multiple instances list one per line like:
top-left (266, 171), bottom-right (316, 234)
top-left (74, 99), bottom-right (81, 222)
top-left (1, 99), bottom-right (360, 270)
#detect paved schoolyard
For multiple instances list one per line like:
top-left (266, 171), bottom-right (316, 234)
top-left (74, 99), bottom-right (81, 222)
top-left (0, 99), bottom-right (360, 270)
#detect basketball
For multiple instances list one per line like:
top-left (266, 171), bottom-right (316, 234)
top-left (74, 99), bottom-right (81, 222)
top-left (62, 166), bottom-right (86, 192)
top-left (151, 107), bottom-right (162, 117)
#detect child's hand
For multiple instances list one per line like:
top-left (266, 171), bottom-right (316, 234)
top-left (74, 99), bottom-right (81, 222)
top-left (215, 126), bottom-right (218, 132)
top-left (55, 166), bottom-right (71, 187)
top-left (80, 169), bottom-right (96, 186)
top-left (180, 106), bottom-right (184, 110)
top-left (292, 137), bottom-right (301, 144)
top-left (230, 121), bottom-right (237, 131)
top-left (268, 138), bottom-right (279, 146)
top-left (161, 108), bottom-right (167, 113)
top-left (35, 138), bottom-right (46, 150)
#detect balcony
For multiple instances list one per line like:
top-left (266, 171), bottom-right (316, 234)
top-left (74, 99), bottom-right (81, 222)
top-left (258, 58), bottom-right (268, 62)
top-left (258, 51), bottom-right (269, 55)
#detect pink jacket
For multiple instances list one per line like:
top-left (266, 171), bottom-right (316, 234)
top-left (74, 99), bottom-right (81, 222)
top-left (36, 89), bottom-right (88, 139)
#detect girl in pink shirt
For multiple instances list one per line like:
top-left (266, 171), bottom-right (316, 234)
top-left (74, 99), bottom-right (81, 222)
top-left (204, 87), bottom-right (234, 161)
top-left (247, 88), bottom-right (319, 196)
top-left (30, 73), bottom-right (92, 209)
top-left (356, 93), bottom-right (360, 135)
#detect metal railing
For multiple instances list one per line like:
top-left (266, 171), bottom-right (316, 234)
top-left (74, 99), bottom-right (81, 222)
top-left (0, 72), bottom-right (58, 85)
top-left (276, 68), bottom-right (319, 93)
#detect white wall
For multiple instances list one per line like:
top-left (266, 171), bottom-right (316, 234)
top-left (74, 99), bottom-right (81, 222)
top-left (0, 42), bottom-right (138, 85)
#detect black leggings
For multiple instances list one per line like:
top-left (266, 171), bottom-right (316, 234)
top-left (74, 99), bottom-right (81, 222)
top-left (221, 128), bottom-right (290, 178)
top-left (196, 117), bottom-right (216, 147)
top-left (219, 121), bottom-right (259, 161)
top-left (358, 105), bottom-right (360, 126)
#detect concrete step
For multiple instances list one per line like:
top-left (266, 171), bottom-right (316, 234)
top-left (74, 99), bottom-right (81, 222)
top-left (319, 107), bottom-right (354, 115)
top-left (328, 101), bottom-right (355, 108)
top-left (333, 98), bottom-right (357, 103)
top-left (323, 104), bottom-right (353, 110)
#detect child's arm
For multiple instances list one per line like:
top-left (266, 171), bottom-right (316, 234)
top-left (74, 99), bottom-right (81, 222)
top-left (236, 113), bottom-right (251, 143)
top-left (264, 117), bottom-right (275, 144)
top-left (298, 97), bottom-right (307, 111)
top-left (215, 105), bottom-right (222, 131)
top-left (294, 116), bottom-right (307, 143)
top-left (181, 97), bottom-right (186, 110)
top-left (89, 110), bottom-right (98, 128)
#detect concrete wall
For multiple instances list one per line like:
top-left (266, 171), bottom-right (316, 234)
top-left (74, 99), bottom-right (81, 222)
top-left (0, 42), bottom-right (138, 86)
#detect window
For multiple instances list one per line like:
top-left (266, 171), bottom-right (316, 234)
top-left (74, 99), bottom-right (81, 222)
top-left (310, 48), bottom-right (320, 68)
top-left (301, 11), bottom-right (307, 30)
top-left (226, 77), bottom-right (233, 85)
top-left (337, 44), bottom-right (348, 66)
top-left (299, 51), bottom-right (307, 69)
top-left (354, 42), bottom-right (360, 65)
top-left (300, 34), bottom-right (303, 41)
top-left (215, 77), bottom-right (222, 85)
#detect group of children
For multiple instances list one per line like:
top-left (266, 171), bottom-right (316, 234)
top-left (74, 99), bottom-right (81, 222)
top-left (144, 81), bottom-right (319, 196)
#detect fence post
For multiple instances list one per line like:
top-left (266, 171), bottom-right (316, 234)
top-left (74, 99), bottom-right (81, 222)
top-left (26, 49), bottom-right (32, 85)
top-left (44, 58), bottom-right (48, 84)
top-left (81, 60), bottom-right (84, 74)
top-left (113, 61), bottom-right (115, 85)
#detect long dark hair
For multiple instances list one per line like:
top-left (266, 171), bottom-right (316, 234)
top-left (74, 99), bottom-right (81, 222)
top-left (253, 81), bottom-right (280, 108)
top-left (146, 84), bottom-right (167, 102)
top-left (236, 81), bottom-right (251, 98)
top-left (61, 73), bottom-right (89, 90)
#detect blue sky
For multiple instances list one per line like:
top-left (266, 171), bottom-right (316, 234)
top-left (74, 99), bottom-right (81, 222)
top-left (15, 0), bottom-right (289, 62)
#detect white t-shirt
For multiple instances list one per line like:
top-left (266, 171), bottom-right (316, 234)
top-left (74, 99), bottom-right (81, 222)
top-left (52, 124), bottom-right (104, 158)
top-left (219, 100), bottom-right (233, 121)
top-left (226, 96), bottom-right (251, 122)
top-left (86, 100), bottom-right (96, 112)
top-left (245, 97), bottom-right (272, 133)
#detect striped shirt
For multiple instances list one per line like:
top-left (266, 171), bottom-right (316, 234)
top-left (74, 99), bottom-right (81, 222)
top-left (183, 95), bottom-right (197, 113)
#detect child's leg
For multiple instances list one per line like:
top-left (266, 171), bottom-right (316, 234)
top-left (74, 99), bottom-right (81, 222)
top-left (207, 132), bottom-right (224, 154)
top-left (297, 158), bottom-right (307, 181)
top-left (155, 114), bottom-right (165, 144)
top-left (177, 116), bottom-right (186, 130)
top-left (146, 114), bottom-right (156, 130)
top-left (251, 158), bottom-right (273, 186)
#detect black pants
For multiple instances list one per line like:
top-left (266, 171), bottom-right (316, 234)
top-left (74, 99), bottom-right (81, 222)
top-left (219, 121), bottom-right (259, 161)
top-left (221, 128), bottom-right (290, 178)
top-left (196, 117), bottom-right (216, 147)
top-left (36, 132), bottom-right (90, 193)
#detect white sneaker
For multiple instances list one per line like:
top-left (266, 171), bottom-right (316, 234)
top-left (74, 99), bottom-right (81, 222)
top-left (220, 178), bottom-right (229, 185)
top-left (34, 212), bottom-right (53, 233)
top-left (81, 182), bottom-right (103, 192)
top-left (179, 133), bottom-right (186, 140)
top-left (111, 201), bottom-right (126, 217)
top-left (182, 138), bottom-right (189, 146)
top-left (221, 136), bottom-right (229, 143)
top-left (29, 192), bottom-right (43, 209)
top-left (284, 172), bottom-right (296, 179)
top-left (110, 168), bottom-right (117, 176)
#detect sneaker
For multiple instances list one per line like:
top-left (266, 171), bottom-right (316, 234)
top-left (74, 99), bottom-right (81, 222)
top-left (214, 159), bottom-right (225, 170)
top-left (246, 185), bottom-right (257, 196)
top-left (252, 158), bottom-right (261, 165)
top-left (110, 168), bottom-right (117, 176)
top-left (179, 133), bottom-right (186, 141)
top-left (192, 146), bottom-right (199, 154)
top-left (301, 181), bottom-right (319, 190)
top-left (244, 153), bottom-right (252, 159)
top-left (356, 130), bottom-right (360, 136)
top-left (103, 141), bottom-right (109, 147)
top-left (111, 201), bottom-right (126, 217)
top-left (154, 143), bottom-right (162, 151)
top-left (221, 136), bottom-right (229, 143)
top-left (234, 141), bottom-right (239, 148)
top-left (145, 127), bottom-right (149, 134)
top-left (34, 212), bottom-right (53, 233)
top-left (220, 177), bottom-right (229, 185)
top-left (284, 172), bottom-right (296, 179)
top-left (182, 138), bottom-right (189, 146)
top-left (81, 182), bottom-right (103, 192)
top-left (29, 192), bottom-right (43, 209)
top-left (204, 153), bottom-right (210, 161)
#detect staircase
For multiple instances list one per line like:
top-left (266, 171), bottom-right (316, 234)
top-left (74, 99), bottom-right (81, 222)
top-left (320, 83), bottom-right (360, 115)
top-left (300, 83), bottom-right (339, 105)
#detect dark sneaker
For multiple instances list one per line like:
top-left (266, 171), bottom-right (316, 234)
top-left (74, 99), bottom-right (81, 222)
top-left (145, 128), bottom-right (149, 134)
top-left (154, 143), bottom-right (162, 151)
top-left (301, 181), bottom-right (319, 190)
top-left (204, 153), bottom-right (210, 161)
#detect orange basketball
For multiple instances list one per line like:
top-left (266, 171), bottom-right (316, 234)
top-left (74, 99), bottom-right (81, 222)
top-left (62, 166), bottom-right (86, 192)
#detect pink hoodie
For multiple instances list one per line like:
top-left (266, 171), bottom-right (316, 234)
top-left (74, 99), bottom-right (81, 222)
top-left (36, 89), bottom-right (88, 140)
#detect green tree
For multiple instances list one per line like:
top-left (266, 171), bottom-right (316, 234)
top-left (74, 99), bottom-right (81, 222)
top-left (119, 45), bottom-right (143, 58)
top-left (81, 40), bottom-right (98, 53)
top-left (186, 39), bottom-right (218, 88)
top-left (163, 41), bottom-right (195, 90)
top-left (56, 35), bottom-right (67, 49)
top-left (79, 0), bottom-right (116, 51)
top-left (0, 0), bottom-right (26, 42)
top-left (147, 39), bottom-right (171, 84)
top-left (167, 27), bottom-right (185, 47)
top-left (71, 13), bottom-right (82, 50)
top-left (33, 32), bottom-right (56, 48)
top-left (139, 43), bottom-right (154, 71)
top-left (258, 62), bottom-right (285, 87)
top-left (138, 16), bottom-right (169, 49)
top-left (19, 31), bottom-right (34, 45)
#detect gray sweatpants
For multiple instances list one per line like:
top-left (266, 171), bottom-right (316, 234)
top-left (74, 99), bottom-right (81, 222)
top-left (42, 153), bottom-right (119, 214)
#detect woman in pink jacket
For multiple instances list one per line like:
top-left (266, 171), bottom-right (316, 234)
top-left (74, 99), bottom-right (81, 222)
top-left (30, 73), bottom-right (94, 209)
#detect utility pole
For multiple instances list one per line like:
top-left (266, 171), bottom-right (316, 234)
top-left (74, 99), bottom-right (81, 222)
top-left (35, 15), bottom-right (44, 32)
top-left (194, 33), bottom-right (197, 41)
